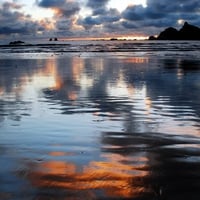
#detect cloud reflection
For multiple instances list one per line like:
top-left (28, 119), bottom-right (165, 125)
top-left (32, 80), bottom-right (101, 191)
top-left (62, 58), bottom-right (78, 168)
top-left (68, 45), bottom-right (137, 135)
top-left (1, 54), bottom-right (200, 199)
top-left (0, 54), bottom-right (200, 133)
top-left (23, 149), bottom-right (150, 199)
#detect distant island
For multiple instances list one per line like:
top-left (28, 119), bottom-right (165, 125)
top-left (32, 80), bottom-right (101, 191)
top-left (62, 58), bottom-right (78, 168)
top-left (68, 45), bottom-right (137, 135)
top-left (9, 40), bottom-right (25, 45)
top-left (149, 22), bottom-right (200, 40)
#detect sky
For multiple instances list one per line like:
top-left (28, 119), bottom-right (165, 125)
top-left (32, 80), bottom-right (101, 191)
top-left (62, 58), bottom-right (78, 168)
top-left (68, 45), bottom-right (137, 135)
top-left (0, 0), bottom-right (200, 40)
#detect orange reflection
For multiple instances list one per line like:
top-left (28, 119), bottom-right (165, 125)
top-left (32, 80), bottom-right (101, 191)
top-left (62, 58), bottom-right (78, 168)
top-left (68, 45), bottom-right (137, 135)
top-left (0, 57), bottom-right (80, 101)
top-left (35, 57), bottom-right (84, 101)
top-left (145, 97), bottom-right (152, 115)
top-left (71, 57), bottom-right (84, 82)
top-left (36, 58), bottom-right (63, 90)
top-left (68, 91), bottom-right (78, 101)
top-left (127, 83), bottom-right (135, 96)
top-left (26, 150), bottom-right (150, 199)
top-left (40, 161), bottom-right (76, 175)
top-left (124, 57), bottom-right (149, 64)
top-left (49, 151), bottom-right (66, 156)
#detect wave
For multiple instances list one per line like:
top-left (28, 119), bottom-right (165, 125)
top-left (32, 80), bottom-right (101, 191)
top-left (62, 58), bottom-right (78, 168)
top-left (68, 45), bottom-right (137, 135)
top-left (1, 41), bottom-right (200, 56)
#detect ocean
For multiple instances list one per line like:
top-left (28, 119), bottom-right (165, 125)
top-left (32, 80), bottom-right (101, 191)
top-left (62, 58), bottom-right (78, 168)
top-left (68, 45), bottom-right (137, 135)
top-left (0, 40), bottom-right (200, 199)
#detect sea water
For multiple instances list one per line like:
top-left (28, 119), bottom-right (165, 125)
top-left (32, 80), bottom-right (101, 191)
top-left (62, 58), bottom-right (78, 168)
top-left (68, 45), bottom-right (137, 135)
top-left (0, 40), bottom-right (200, 199)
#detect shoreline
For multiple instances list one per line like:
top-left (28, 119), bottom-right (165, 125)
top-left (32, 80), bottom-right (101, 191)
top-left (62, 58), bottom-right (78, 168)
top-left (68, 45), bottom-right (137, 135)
top-left (0, 40), bottom-right (200, 60)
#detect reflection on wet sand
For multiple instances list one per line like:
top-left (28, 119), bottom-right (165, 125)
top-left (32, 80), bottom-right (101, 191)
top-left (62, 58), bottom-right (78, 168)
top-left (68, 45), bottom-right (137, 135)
top-left (0, 55), bottom-right (199, 133)
top-left (1, 53), bottom-right (200, 199)
top-left (23, 150), bottom-right (150, 199)
top-left (15, 130), bottom-right (200, 200)
top-left (123, 57), bottom-right (149, 64)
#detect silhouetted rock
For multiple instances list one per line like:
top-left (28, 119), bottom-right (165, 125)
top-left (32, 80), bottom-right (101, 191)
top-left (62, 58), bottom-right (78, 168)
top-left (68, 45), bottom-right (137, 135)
top-left (157, 27), bottom-right (179, 40)
top-left (110, 38), bottom-right (118, 41)
top-left (9, 40), bottom-right (25, 45)
top-left (148, 35), bottom-right (157, 40)
top-left (149, 22), bottom-right (200, 40)
top-left (179, 22), bottom-right (200, 40)
top-left (49, 37), bottom-right (58, 41)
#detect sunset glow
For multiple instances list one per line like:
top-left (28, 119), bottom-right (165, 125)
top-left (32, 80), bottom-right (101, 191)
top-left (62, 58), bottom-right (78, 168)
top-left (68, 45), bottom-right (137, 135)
top-left (1, 0), bottom-right (199, 41)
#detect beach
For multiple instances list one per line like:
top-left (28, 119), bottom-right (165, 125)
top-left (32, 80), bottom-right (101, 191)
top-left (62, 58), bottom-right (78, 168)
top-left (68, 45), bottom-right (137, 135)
top-left (0, 40), bottom-right (200, 199)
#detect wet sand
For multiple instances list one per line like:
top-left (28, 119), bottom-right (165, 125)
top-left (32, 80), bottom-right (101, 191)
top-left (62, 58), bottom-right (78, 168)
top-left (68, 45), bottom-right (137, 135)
top-left (0, 43), bottom-right (200, 199)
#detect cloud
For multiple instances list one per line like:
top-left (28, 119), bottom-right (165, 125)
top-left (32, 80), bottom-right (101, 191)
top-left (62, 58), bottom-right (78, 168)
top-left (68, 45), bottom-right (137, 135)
top-left (37, 0), bottom-right (80, 17)
top-left (147, 0), bottom-right (200, 13)
top-left (0, 1), bottom-right (44, 37)
top-left (73, 0), bottom-right (200, 37)
top-left (60, 3), bottom-right (80, 17)
top-left (121, 0), bottom-right (200, 34)
top-left (122, 5), bottom-right (147, 21)
top-left (79, 8), bottom-right (120, 26)
top-left (123, 0), bottom-right (200, 23)
top-left (37, 0), bottom-right (66, 7)
top-left (1, 0), bottom-right (200, 39)
top-left (86, 0), bottom-right (109, 9)
top-left (2, 1), bottom-right (23, 10)
top-left (86, 0), bottom-right (111, 18)
top-left (36, 0), bottom-right (81, 36)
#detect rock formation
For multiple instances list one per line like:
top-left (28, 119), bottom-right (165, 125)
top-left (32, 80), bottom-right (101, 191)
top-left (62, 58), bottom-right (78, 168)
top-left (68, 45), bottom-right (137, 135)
top-left (9, 40), bottom-right (25, 45)
top-left (149, 22), bottom-right (200, 40)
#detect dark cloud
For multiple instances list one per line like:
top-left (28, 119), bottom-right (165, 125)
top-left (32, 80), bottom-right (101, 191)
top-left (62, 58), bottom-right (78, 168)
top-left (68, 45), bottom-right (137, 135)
top-left (92, 7), bottom-right (107, 16)
top-left (0, 1), bottom-right (43, 37)
top-left (86, 0), bottom-right (109, 9)
top-left (147, 0), bottom-right (200, 13)
top-left (86, 0), bottom-right (111, 18)
top-left (122, 5), bottom-right (147, 21)
top-left (37, 0), bottom-right (66, 7)
top-left (37, 0), bottom-right (80, 17)
top-left (78, 8), bottom-right (120, 32)
top-left (0, 23), bottom-right (43, 35)
top-left (100, 9), bottom-right (120, 23)
top-left (55, 19), bottom-right (74, 36)
top-left (121, 21), bottom-right (139, 29)
top-left (121, 0), bottom-right (200, 32)
top-left (57, 3), bottom-right (80, 18)
top-left (81, 16), bottom-right (101, 27)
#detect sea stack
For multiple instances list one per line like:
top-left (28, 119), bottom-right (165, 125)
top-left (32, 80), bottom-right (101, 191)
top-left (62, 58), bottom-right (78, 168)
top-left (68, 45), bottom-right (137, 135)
top-left (149, 22), bottom-right (200, 40)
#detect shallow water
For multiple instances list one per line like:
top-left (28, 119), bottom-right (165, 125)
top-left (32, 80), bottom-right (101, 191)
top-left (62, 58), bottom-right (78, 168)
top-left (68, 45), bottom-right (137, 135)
top-left (0, 41), bottom-right (200, 199)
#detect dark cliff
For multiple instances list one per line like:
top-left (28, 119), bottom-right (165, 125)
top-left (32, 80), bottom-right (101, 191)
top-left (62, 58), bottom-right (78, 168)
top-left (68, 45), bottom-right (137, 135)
top-left (149, 22), bottom-right (200, 40)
